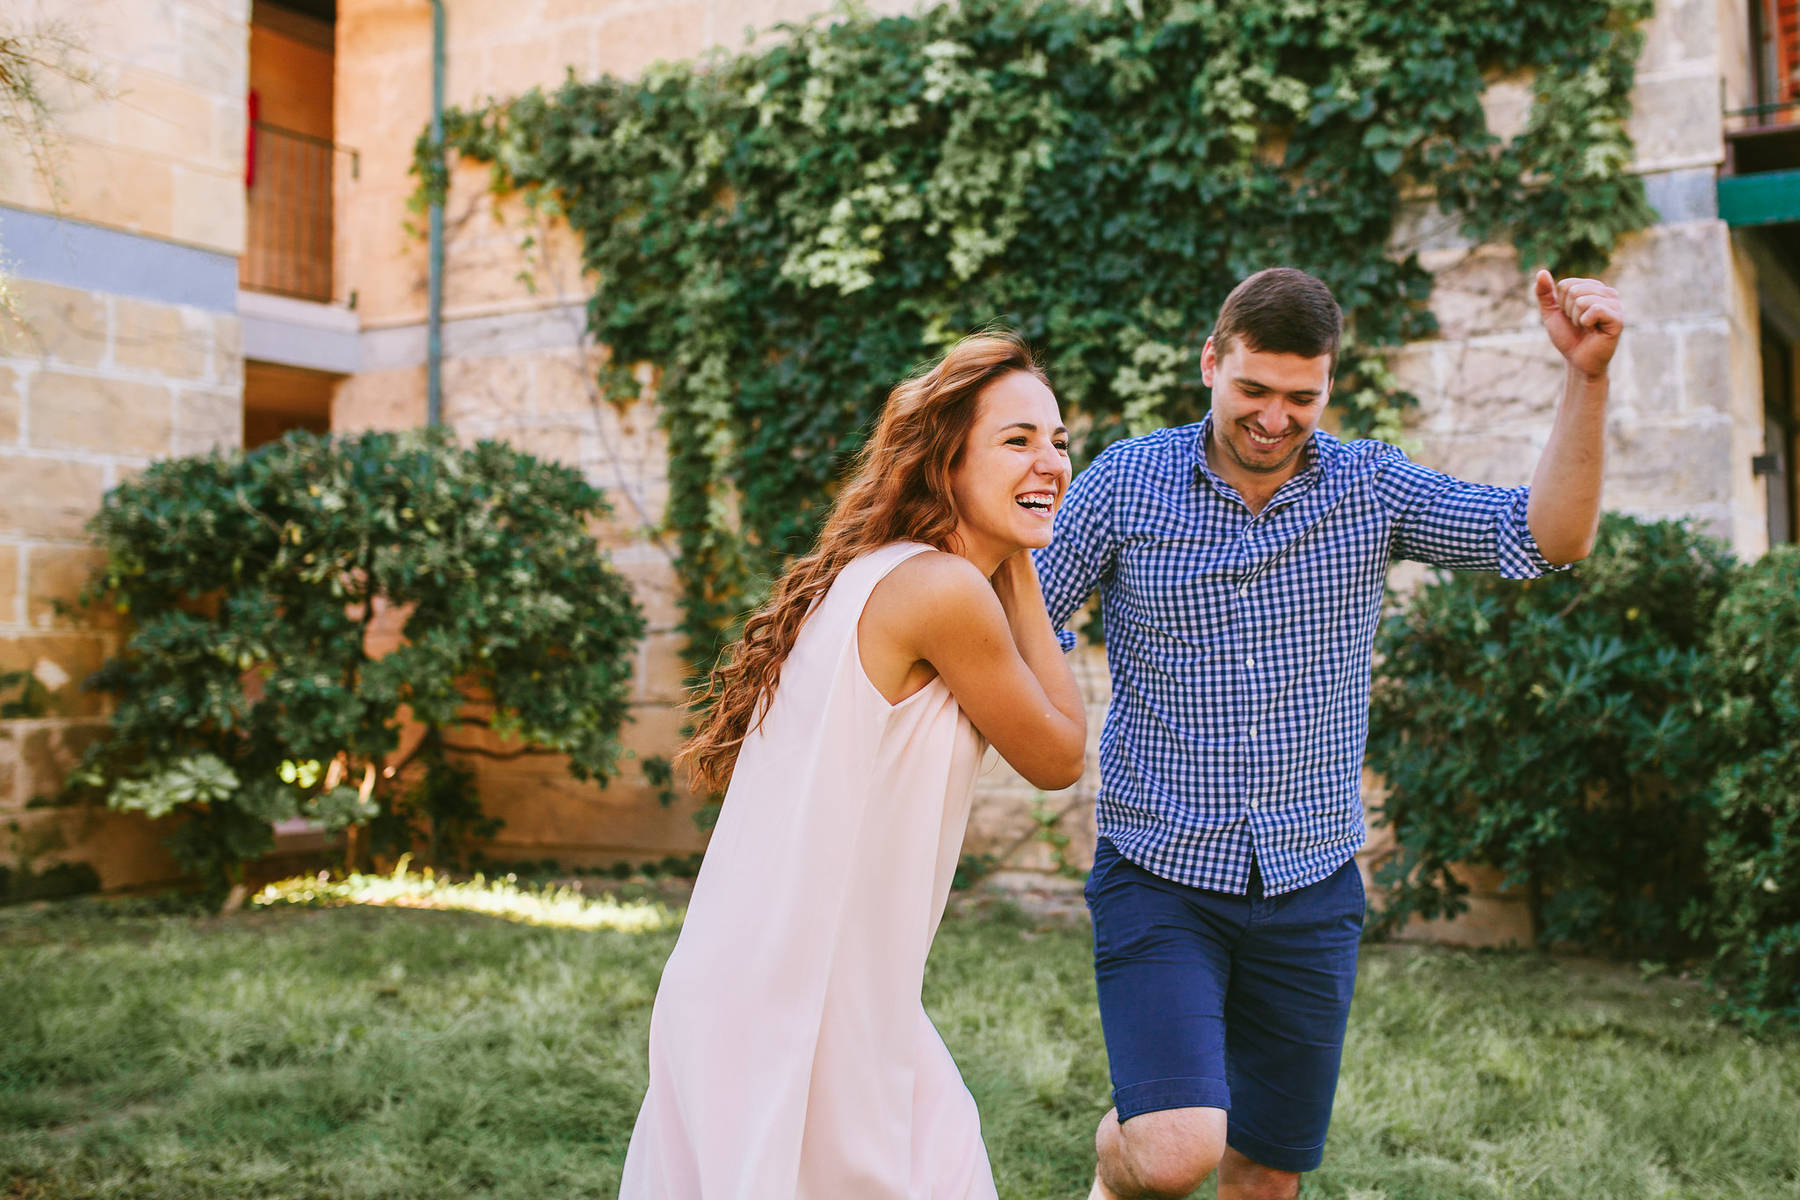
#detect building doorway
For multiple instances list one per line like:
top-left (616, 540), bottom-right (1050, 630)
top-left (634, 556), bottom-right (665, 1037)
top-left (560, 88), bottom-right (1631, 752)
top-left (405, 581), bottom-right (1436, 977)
top-left (1763, 320), bottom-right (1799, 544)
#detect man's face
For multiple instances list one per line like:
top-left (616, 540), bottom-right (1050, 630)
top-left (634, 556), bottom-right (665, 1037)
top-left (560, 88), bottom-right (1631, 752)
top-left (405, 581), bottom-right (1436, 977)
top-left (1200, 337), bottom-right (1332, 481)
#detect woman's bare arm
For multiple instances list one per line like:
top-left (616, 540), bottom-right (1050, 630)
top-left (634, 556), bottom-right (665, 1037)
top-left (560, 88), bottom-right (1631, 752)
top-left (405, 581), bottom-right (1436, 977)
top-left (865, 551), bottom-right (1086, 789)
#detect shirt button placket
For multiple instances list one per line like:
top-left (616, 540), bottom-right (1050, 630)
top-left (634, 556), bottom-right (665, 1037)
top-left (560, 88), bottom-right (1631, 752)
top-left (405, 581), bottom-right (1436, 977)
top-left (1236, 564), bottom-right (1256, 807)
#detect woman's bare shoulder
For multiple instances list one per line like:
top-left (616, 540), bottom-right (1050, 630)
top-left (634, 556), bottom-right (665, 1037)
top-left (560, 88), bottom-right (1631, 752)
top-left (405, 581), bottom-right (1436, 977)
top-left (862, 549), bottom-right (1004, 645)
top-left (872, 549), bottom-right (992, 606)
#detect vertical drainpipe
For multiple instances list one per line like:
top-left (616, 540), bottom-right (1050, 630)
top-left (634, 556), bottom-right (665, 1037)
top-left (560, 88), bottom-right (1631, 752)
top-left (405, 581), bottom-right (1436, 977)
top-left (426, 0), bottom-right (446, 427)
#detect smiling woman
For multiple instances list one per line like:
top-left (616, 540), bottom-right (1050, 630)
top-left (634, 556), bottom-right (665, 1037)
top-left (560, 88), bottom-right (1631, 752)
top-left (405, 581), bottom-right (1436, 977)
top-left (942, 373), bottom-right (1072, 567)
top-left (618, 333), bottom-right (1086, 1198)
top-left (679, 334), bottom-right (1083, 795)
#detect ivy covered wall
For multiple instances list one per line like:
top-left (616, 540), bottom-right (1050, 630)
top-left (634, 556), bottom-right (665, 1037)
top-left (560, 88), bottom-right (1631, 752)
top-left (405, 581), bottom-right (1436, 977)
top-left (416, 0), bottom-right (1659, 671)
top-left (320, 0), bottom-right (1763, 900)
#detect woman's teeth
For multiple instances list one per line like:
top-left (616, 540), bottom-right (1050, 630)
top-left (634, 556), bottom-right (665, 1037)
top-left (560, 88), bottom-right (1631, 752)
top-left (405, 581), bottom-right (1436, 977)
top-left (1016, 492), bottom-right (1055, 512)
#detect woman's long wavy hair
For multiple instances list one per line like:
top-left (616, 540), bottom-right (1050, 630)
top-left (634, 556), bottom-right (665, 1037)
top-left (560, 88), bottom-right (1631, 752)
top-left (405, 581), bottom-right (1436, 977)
top-left (678, 332), bottom-right (1048, 794)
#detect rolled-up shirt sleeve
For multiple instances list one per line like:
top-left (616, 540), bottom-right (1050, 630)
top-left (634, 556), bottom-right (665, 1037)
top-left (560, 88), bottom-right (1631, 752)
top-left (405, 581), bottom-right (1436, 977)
top-left (1371, 446), bottom-right (1566, 579)
top-left (1034, 448), bottom-right (1119, 651)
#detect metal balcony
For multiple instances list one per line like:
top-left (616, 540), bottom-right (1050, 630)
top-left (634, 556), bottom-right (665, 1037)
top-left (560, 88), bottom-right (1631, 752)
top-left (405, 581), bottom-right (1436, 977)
top-left (241, 120), bottom-right (357, 305)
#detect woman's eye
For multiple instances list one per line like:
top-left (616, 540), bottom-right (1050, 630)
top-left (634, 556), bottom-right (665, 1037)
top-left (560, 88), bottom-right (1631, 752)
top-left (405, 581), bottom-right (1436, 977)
top-left (1006, 436), bottom-right (1028, 446)
top-left (1054, 441), bottom-right (1069, 452)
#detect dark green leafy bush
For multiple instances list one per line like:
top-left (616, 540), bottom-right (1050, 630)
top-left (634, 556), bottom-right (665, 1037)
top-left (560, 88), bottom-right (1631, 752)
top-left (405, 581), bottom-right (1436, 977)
top-left (369, 729), bottom-right (498, 870)
top-left (73, 429), bottom-right (644, 896)
top-left (0, 857), bottom-right (99, 905)
top-left (1366, 514), bottom-right (1734, 953)
top-left (1687, 545), bottom-right (1800, 1031)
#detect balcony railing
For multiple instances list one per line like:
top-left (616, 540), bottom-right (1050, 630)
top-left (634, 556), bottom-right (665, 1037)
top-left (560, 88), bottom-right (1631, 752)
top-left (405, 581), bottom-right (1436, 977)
top-left (242, 120), bottom-right (358, 305)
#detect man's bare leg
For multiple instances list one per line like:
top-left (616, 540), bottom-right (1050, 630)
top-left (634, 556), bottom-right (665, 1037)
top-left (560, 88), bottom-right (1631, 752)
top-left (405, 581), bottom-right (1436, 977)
top-left (1088, 1106), bottom-right (1226, 1200)
top-left (1216, 1145), bottom-right (1300, 1200)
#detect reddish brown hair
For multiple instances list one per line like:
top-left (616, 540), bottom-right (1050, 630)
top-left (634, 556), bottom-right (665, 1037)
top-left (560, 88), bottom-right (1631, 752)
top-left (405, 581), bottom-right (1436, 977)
top-left (678, 333), bottom-right (1048, 794)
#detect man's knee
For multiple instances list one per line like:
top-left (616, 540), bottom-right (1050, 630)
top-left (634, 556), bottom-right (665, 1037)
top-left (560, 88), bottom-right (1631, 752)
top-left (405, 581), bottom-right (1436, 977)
top-left (1222, 1177), bottom-right (1298, 1200)
top-left (1104, 1107), bottom-right (1227, 1199)
top-left (1131, 1154), bottom-right (1220, 1200)
top-left (1217, 1145), bottom-right (1301, 1200)
top-left (1220, 1174), bottom-right (1299, 1200)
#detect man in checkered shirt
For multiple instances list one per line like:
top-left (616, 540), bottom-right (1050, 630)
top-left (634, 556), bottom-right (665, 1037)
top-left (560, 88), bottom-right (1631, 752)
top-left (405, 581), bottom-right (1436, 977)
top-left (1035, 266), bottom-right (1624, 1200)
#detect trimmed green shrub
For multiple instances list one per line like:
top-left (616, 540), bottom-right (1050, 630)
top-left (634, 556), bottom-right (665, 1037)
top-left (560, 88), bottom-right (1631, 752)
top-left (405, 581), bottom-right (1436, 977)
top-left (1687, 545), bottom-right (1800, 1031)
top-left (71, 429), bottom-right (644, 897)
top-left (1366, 514), bottom-right (1734, 953)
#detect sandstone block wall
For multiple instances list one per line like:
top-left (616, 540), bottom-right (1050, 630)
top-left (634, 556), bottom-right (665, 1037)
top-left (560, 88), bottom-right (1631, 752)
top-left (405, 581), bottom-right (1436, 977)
top-left (0, 280), bottom-right (243, 889)
top-left (0, 0), bottom-right (250, 259)
top-left (0, 0), bottom-right (249, 890)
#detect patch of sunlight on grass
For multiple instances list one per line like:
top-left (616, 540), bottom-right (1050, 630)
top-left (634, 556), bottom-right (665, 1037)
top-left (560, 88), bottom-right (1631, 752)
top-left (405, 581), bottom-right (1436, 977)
top-left (252, 859), bottom-right (677, 933)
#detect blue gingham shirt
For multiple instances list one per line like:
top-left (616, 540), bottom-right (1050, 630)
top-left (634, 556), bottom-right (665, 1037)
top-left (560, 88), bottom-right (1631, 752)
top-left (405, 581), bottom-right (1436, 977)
top-left (1036, 415), bottom-right (1562, 896)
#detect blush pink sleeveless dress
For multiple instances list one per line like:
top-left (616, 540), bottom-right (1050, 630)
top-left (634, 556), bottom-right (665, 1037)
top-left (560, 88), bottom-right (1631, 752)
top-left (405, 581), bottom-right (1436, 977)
top-left (618, 542), bottom-right (998, 1200)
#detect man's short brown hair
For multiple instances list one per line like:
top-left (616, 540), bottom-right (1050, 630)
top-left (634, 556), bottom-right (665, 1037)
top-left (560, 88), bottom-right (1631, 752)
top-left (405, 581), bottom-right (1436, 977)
top-left (1210, 268), bottom-right (1343, 377)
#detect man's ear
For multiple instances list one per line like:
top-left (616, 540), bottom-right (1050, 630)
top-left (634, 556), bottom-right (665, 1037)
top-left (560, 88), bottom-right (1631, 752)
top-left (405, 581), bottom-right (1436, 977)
top-left (1200, 336), bottom-right (1217, 388)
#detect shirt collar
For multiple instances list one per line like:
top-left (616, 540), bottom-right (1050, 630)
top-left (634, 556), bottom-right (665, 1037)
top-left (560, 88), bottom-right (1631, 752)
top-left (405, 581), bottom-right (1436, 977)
top-left (1193, 411), bottom-right (1331, 511)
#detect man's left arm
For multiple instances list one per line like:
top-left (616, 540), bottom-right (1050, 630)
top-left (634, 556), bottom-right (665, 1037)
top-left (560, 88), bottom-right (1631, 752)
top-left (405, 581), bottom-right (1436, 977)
top-left (1523, 270), bottom-right (1625, 565)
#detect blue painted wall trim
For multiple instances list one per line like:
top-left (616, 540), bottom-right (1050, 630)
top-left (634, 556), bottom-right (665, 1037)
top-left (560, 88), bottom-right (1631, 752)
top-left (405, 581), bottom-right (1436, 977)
top-left (1642, 167), bottom-right (1719, 225)
top-left (0, 204), bottom-right (237, 313)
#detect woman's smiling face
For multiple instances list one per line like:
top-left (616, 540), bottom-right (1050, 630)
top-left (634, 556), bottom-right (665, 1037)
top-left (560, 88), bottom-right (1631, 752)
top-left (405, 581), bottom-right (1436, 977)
top-left (947, 370), bottom-right (1071, 569)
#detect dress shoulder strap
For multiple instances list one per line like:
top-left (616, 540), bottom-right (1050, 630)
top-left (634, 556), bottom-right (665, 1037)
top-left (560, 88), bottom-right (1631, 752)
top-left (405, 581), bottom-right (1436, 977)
top-left (849, 540), bottom-right (936, 595)
top-left (815, 541), bottom-right (936, 632)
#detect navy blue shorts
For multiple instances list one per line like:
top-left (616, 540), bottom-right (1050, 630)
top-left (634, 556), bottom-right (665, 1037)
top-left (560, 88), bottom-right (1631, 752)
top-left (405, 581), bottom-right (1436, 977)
top-left (1084, 839), bottom-right (1365, 1174)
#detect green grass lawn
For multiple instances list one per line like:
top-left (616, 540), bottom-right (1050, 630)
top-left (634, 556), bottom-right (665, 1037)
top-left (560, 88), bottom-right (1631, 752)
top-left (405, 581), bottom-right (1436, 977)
top-left (1, 881), bottom-right (1797, 1199)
